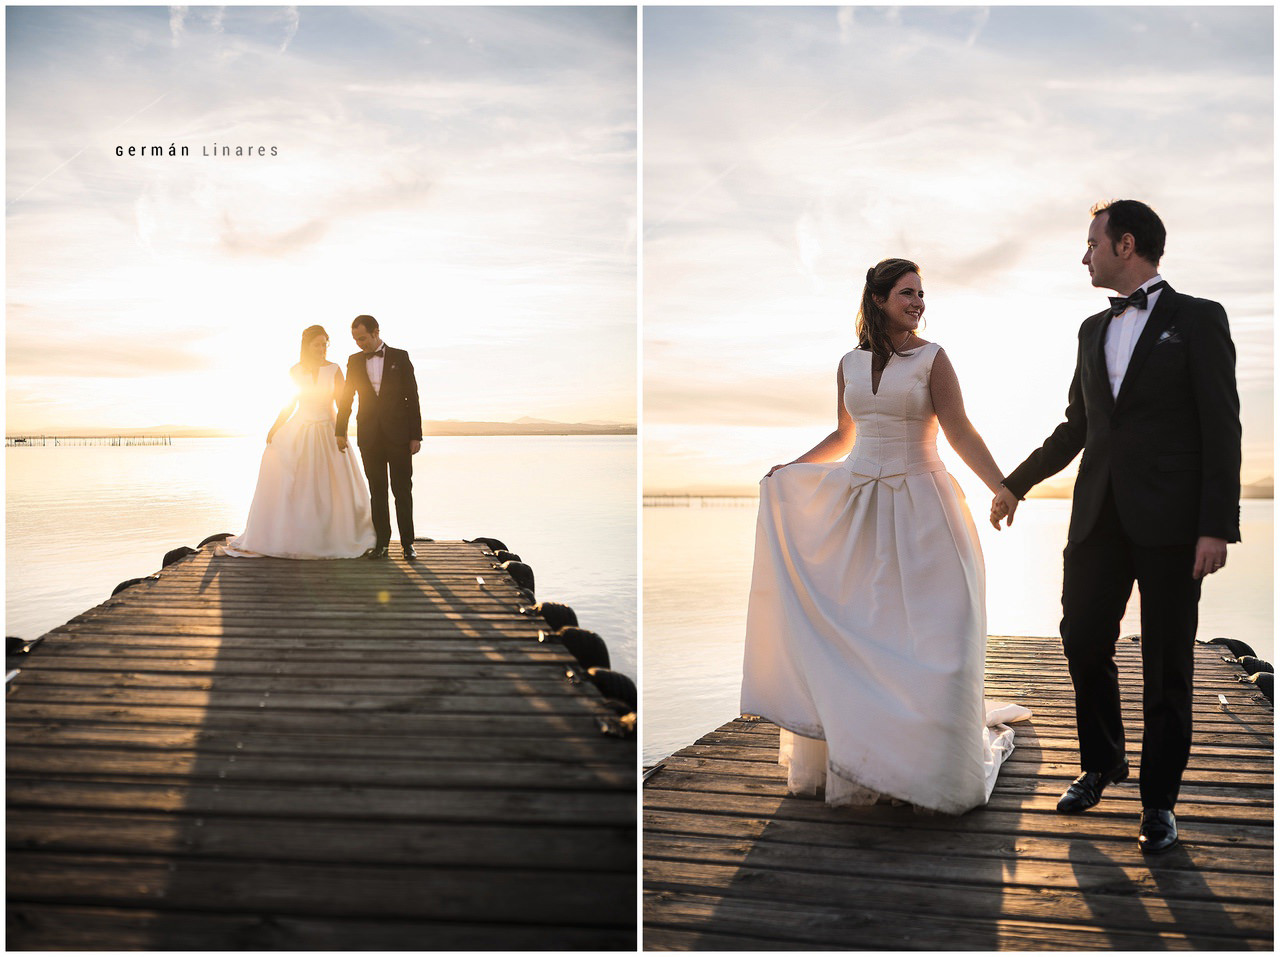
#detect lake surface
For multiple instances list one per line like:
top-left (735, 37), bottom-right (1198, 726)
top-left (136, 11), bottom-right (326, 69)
top-left (643, 496), bottom-right (1273, 766)
top-left (7, 435), bottom-right (636, 680)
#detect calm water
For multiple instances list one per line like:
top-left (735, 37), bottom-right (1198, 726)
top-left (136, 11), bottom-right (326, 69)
top-left (7, 435), bottom-right (636, 680)
top-left (643, 496), bottom-right (1273, 766)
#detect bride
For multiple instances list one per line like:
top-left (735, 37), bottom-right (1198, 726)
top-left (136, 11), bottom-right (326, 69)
top-left (740, 258), bottom-right (1029, 815)
top-left (223, 325), bottom-right (376, 560)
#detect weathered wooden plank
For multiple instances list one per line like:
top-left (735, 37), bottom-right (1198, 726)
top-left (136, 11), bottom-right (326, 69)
top-left (666, 744), bottom-right (1273, 781)
top-left (642, 781), bottom-right (1274, 834)
top-left (20, 656), bottom-right (569, 677)
top-left (694, 728), bottom-right (1274, 764)
top-left (644, 832), bottom-right (1271, 900)
top-left (8, 778), bottom-right (636, 826)
top-left (8, 809), bottom-right (632, 870)
top-left (8, 902), bottom-right (635, 951)
top-left (27, 638), bottom-right (572, 659)
top-left (643, 890), bottom-right (1266, 951)
top-left (6, 746), bottom-right (632, 790)
top-left (7, 685), bottom-right (608, 717)
top-left (6, 702), bottom-right (622, 738)
top-left (655, 755), bottom-right (1273, 793)
top-left (54, 622), bottom-right (552, 639)
top-left (716, 726), bottom-right (1264, 757)
top-left (11, 670), bottom-right (591, 696)
top-left (644, 859), bottom-right (1271, 938)
top-left (643, 808), bottom-right (1274, 873)
top-left (4, 724), bottom-right (632, 763)
top-left (9, 851), bottom-right (637, 924)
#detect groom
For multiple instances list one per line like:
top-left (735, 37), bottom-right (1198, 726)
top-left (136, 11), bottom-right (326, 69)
top-left (992, 200), bottom-right (1241, 854)
top-left (336, 315), bottom-right (423, 561)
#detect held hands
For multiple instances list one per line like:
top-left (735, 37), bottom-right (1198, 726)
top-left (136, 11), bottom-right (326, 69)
top-left (989, 486), bottom-right (1019, 530)
top-left (1192, 536), bottom-right (1229, 579)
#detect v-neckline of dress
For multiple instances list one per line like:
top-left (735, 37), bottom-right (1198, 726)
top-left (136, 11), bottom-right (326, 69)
top-left (861, 342), bottom-right (928, 396)
top-left (863, 348), bottom-right (898, 397)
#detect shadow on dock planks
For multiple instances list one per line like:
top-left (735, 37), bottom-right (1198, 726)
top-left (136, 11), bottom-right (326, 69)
top-left (644, 635), bottom-right (1272, 951)
top-left (8, 540), bottom-right (636, 950)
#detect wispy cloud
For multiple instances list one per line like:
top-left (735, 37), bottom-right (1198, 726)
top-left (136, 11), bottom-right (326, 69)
top-left (168, 5), bottom-right (186, 46)
top-left (280, 7), bottom-right (298, 52)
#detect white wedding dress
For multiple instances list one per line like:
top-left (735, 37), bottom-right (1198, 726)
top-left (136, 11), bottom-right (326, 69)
top-left (223, 362), bottom-right (376, 560)
top-left (741, 341), bottom-right (1030, 815)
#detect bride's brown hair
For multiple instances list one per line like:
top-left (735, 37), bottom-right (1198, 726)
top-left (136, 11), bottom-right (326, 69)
top-left (856, 258), bottom-right (921, 359)
top-left (299, 324), bottom-right (329, 363)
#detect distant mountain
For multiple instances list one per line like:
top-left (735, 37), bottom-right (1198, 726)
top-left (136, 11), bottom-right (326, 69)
top-left (1243, 477), bottom-right (1273, 499)
top-left (426, 419), bottom-right (635, 436)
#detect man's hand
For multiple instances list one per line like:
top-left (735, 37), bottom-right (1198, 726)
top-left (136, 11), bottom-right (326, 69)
top-left (1192, 536), bottom-right (1228, 579)
top-left (336, 436), bottom-right (348, 453)
top-left (990, 486), bottom-right (1019, 530)
top-left (409, 440), bottom-right (421, 455)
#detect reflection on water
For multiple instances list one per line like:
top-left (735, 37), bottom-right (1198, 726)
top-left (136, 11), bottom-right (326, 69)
top-left (7, 436), bottom-right (636, 678)
top-left (643, 497), bottom-right (1273, 766)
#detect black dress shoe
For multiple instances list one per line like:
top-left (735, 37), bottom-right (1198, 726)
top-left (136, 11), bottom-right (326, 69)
top-left (1056, 761), bottom-right (1129, 813)
top-left (363, 545), bottom-right (389, 559)
top-left (1138, 808), bottom-right (1178, 854)
top-left (403, 544), bottom-right (418, 561)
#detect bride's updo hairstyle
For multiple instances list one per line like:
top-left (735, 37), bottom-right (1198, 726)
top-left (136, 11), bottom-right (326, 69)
top-left (299, 324), bottom-right (329, 363)
top-left (856, 258), bottom-right (921, 359)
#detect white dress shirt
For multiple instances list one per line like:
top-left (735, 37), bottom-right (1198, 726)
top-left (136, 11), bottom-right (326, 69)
top-left (366, 346), bottom-right (386, 395)
top-left (1104, 275), bottom-right (1164, 399)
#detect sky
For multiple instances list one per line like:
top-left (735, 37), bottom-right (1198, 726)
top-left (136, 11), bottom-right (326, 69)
top-left (643, 6), bottom-right (1273, 496)
top-left (7, 6), bottom-right (637, 435)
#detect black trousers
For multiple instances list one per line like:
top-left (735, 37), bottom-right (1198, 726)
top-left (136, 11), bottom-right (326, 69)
top-left (1060, 487), bottom-right (1200, 810)
top-left (360, 435), bottom-right (414, 548)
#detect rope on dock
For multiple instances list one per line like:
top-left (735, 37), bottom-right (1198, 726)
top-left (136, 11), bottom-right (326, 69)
top-left (1202, 636), bottom-right (1273, 706)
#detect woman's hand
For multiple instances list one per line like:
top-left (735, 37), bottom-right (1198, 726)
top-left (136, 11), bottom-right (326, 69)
top-left (765, 463), bottom-right (790, 478)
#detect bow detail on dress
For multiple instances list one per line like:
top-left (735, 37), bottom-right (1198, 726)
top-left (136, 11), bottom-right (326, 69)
top-left (848, 470), bottom-right (908, 491)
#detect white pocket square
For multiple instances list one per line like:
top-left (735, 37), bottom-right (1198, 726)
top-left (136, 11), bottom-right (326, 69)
top-left (1156, 330), bottom-right (1182, 345)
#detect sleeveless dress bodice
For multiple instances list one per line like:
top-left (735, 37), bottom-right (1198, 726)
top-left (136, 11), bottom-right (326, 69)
top-left (841, 344), bottom-right (946, 481)
top-left (294, 363), bottom-right (340, 424)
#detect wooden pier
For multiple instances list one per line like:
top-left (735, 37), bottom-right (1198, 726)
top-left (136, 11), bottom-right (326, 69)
top-left (8, 541), bottom-right (635, 950)
top-left (6, 435), bottom-right (172, 446)
top-left (644, 635), bottom-right (1272, 950)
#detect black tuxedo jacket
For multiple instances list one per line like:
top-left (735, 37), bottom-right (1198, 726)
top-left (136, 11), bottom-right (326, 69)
top-left (335, 346), bottom-right (423, 448)
top-left (1004, 284), bottom-right (1240, 547)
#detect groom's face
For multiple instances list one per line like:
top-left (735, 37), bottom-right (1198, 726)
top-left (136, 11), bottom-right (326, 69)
top-left (1083, 213), bottom-right (1122, 291)
top-left (352, 325), bottom-right (381, 353)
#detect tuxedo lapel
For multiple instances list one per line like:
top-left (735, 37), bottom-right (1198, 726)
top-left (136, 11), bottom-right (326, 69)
top-left (382, 350), bottom-right (397, 392)
top-left (1115, 285), bottom-right (1178, 410)
top-left (1087, 310), bottom-right (1115, 413)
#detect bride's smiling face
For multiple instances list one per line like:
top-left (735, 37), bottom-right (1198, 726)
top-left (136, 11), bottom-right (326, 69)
top-left (875, 272), bottom-right (925, 336)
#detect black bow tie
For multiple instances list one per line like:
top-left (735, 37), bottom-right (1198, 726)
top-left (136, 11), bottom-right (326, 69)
top-left (367, 348), bottom-right (384, 360)
top-left (1108, 281), bottom-right (1166, 317)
